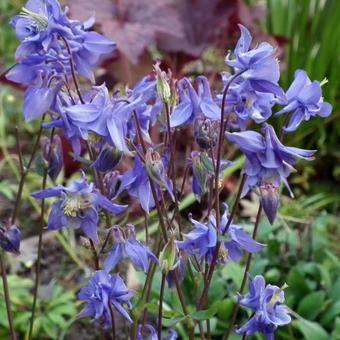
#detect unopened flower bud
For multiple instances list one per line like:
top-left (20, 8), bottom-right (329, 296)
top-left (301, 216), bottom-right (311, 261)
top-left (260, 180), bottom-right (280, 224)
top-left (159, 238), bottom-right (178, 274)
top-left (0, 224), bottom-right (21, 254)
top-left (194, 118), bottom-right (218, 149)
top-left (41, 135), bottom-right (63, 181)
top-left (92, 146), bottom-right (122, 172)
top-left (103, 170), bottom-right (121, 199)
top-left (145, 148), bottom-right (166, 185)
top-left (154, 62), bottom-right (171, 103)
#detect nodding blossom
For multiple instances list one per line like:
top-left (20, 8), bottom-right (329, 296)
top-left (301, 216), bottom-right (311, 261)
top-left (104, 225), bottom-right (157, 273)
top-left (237, 275), bottom-right (291, 340)
top-left (226, 123), bottom-right (315, 223)
top-left (32, 174), bottom-right (126, 242)
top-left (78, 270), bottom-right (134, 326)
top-left (276, 69), bottom-right (332, 132)
top-left (0, 224), bottom-right (21, 254)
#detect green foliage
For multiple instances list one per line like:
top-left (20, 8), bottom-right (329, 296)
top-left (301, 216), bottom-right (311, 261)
top-left (0, 275), bottom-right (78, 339)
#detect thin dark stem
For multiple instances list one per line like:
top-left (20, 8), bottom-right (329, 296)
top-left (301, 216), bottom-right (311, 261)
top-left (158, 273), bottom-right (166, 339)
top-left (132, 110), bottom-right (194, 339)
top-left (28, 128), bottom-right (55, 340)
top-left (108, 302), bottom-right (116, 340)
top-left (223, 203), bottom-right (262, 340)
top-left (197, 174), bottom-right (247, 310)
top-left (206, 319), bottom-right (212, 340)
top-left (89, 239), bottom-right (100, 270)
top-left (144, 213), bottom-right (149, 245)
top-left (0, 253), bottom-right (16, 340)
top-left (59, 35), bottom-right (84, 104)
top-left (15, 127), bottom-right (24, 174)
top-left (164, 104), bottom-right (181, 232)
top-left (179, 164), bottom-right (189, 198)
top-left (99, 228), bottom-right (112, 254)
top-left (11, 123), bottom-right (45, 223)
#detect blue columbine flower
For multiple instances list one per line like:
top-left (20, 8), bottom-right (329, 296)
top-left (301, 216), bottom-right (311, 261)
top-left (137, 324), bottom-right (178, 340)
top-left (170, 76), bottom-right (220, 128)
top-left (31, 173), bottom-right (126, 242)
top-left (215, 205), bottom-right (264, 262)
top-left (78, 270), bottom-right (135, 326)
top-left (236, 275), bottom-right (291, 340)
top-left (0, 224), bottom-right (21, 254)
top-left (41, 134), bottom-right (64, 181)
top-left (176, 214), bottom-right (217, 260)
top-left (225, 25), bottom-right (284, 98)
top-left (276, 69), bottom-right (332, 132)
top-left (177, 207), bottom-right (264, 263)
top-left (104, 225), bottom-right (158, 272)
top-left (226, 123), bottom-right (315, 223)
top-left (10, 0), bottom-right (115, 82)
top-left (116, 150), bottom-right (174, 213)
top-left (220, 73), bottom-right (275, 130)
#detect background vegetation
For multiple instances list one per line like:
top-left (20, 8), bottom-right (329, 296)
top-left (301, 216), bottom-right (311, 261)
top-left (0, 0), bottom-right (339, 339)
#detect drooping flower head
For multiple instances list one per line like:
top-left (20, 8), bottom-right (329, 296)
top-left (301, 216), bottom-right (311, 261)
top-left (237, 275), bottom-right (291, 340)
top-left (7, 0), bottom-right (115, 121)
top-left (116, 150), bottom-right (174, 213)
top-left (104, 224), bottom-right (157, 273)
top-left (177, 207), bottom-right (264, 264)
top-left (41, 134), bottom-right (64, 181)
top-left (226, 123), bottom-right (315, 223)
top-left (0, 224), bottom-right (21, 254)
top-left (32, 173), bottom-right (126, 242)
top-left (78, 271), bottom-right (134, 327)
top-left (276, 69), bottom-right (332, 132)
top-left (225, 25), bottom-right (284, 98)
top-left (170, 76), bottom-right (220, 128)
top-left (220, 73), bottom-right (275, 130)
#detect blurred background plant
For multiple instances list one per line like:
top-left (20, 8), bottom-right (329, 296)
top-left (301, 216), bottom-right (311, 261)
top-left (0, 0), bottom-right (339, 339)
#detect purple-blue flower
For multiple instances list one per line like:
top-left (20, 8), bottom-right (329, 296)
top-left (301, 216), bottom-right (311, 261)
top-left (104, 225), bottom-right (157, 272)
top-left (220, 73), bottom-right (275, 130)
top-left (225, 25), bottom-right (284, 98)
top-left (176, 214), bottom-right (217, 260)
top-left (0, 224), bottom-right (21, 254)
top-left (177, 207), bottom-right (264, 263)
top-left (78, 270), bottom-right (134, 326)
top-left (236, 275), bottom-right (291, 340)
top-left (137, 324), bottom-right (178, 340)
top-left (226, 123), bottom-right (315, 223)
top-left (170, 76), bottom-right (220, 128)
top-left (215, 206), bottom-right (265, 262)
top-left (31, 174), bottom-right (126, 242)
top-left (116, 150), bottom-right (173, 213)
top-left (276, 69), bottom-right (332, 132)
top-left (41, 134), bottom-right (63, 181)
top-left (11, 0), bottom-right (115, 82)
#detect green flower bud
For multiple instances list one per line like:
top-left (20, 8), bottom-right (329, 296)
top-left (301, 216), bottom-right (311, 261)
top-left (154, 62), bottom-right (171, 104)
top-left (159, 238), bottom-right (178, 274)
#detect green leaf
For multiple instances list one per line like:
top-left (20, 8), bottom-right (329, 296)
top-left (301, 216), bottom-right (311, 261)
top-left (320, 300), bottom-right (340, 327)
top-left (293, 319), bottom-right (329, 340)
top-left (190, 306), bottom-right (217, 321)
top-left (297, 291), bottom-right (326, 320)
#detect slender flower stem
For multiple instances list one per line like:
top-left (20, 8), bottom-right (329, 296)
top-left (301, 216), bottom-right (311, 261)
top-left (197, 174), bottom-right (247, 310)
top-left (164, 103), bottom-right (181, 232)
top-left (132, 110), bottom-right (195, 339)
top-left (222, 203), bottom-right (262, 340)
top-left (158, 273), bottom-right (166, 339)
top-left (0, 253), bottom-right (16, 340)
top-left (11, 122), bottom-right (45, 224)
top-left (108, 302), bottom-right (116, 340)
top-left (28, 128), bottom-right (55, 340)
top-left (89, 239), bottom-right (100, 270)
top-left (59, 35), bottom-right (85, 104)
top-left (15, 127), bottom-right (24, 174)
